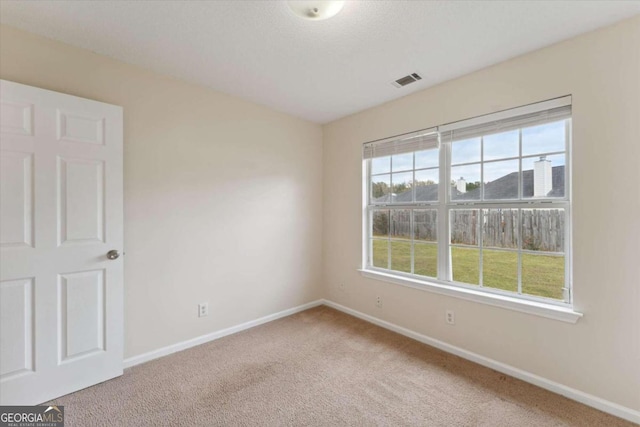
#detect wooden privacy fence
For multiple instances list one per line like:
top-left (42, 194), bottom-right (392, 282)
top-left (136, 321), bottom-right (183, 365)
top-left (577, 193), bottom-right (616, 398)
top-left (373, 210), bottom-right (438, 240)
top-left (375, 209), bottom-right (564, 253)
top-left (450, 209), bottom-right (564, 252)
top-left (520, 209), bottom-right (565, 252)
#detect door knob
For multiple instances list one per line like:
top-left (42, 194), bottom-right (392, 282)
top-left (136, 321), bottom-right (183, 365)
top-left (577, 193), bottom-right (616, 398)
top-left (107, 250), bottom-right (120, 260)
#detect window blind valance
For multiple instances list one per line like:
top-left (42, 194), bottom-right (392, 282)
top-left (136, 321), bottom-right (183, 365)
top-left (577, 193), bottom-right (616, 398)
top-left (362, 96), bottom-right (571, 156)
top-left (363, 129), bottom-right (438, 159)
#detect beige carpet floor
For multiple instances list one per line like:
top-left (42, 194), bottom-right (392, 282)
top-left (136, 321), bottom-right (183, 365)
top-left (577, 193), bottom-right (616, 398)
top-left (48, 306), bottom-right (635, 426)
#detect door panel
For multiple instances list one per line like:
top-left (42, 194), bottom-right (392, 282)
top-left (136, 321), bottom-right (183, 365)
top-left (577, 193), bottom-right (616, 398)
top-left (57, 157), bottom-right (105, 246)
top-left (0, 100), bottom-right (33, 136)
top-left (0, 278), bottom-right (34, 379)
top-left (0, 80), bottom-right (123, 405)
top-left (57, 110), bottom-right (105, 145)
top-left (0, 151), bottom-right (34, 247)
top-left (58, 269), bottom-right (105, 362)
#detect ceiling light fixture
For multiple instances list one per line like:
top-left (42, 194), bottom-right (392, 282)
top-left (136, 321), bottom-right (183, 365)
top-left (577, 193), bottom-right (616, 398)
top-left (287, 1), bottom-right (345, 21)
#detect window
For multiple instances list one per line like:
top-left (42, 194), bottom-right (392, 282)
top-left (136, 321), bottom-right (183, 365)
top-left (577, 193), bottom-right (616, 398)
top-left (363, 97), bottom-right (572, 306)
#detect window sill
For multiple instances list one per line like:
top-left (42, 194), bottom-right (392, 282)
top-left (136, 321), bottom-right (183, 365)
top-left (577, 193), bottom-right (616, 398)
top-left (358, 269), bottom-right (583, 324)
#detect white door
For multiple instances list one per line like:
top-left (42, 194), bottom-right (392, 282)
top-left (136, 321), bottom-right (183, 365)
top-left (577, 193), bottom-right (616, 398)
top-left (0, 80), bottom-right (123, 405)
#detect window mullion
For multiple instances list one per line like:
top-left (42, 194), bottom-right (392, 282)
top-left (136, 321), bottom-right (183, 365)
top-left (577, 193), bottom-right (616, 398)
top-left (515, 129), bottom-right (523, 292)
top-left (367, 209), bottom-right (371, 267)
top-left (387, 156), bottom-right (392, 270)
top-left (518, 129), bottom-right (523, 200)
top-left (412, 152), bottom-right (416, 203)
top-left (564, 120), bottom-right (572, 304)
top-left (365, 160), bottom-right (371, 269)
top-left (438, 136), bottom-right (450, 282)
top-left (387, 209), bottom-right (391, 270)
top-left (564, 205), bottom-right (571, 303)
top-left (517, 208), bottom-right (522, 294)
top-left (410, 209), bottom-right (415, 274)
top-left (478, 135), bottom-right (484, 287)
top-left (480, 136), bottom-right (484, 201)
top-left (478, 208), bottom-right (484, 287)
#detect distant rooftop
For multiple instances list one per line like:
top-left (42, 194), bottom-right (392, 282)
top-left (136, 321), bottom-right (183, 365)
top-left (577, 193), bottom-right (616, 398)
top-left (375, 166), bottom-right (564, 202)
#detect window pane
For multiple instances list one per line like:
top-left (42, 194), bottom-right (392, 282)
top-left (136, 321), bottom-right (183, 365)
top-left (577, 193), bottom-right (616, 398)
top-left (392, 152), bottom-right (413, 172)
top-left (390, 209), bottom-right (411, 240)
top-left (483, 250), bottom-right (518, 292)
top-left (483, 130), bottom-right (519, 161)
top-left (371, 210), bottom-right (389, 238)
top-left (371, 156), bottom-right (391, 174)
top-left (415, 149), bottom-right (438, 169)
top-left (522, 253), bottom-right (565, 300)
top-left (450, 209), bottom-right (479, 246)
top-left (372, 239), bottom-right (389, 269)
top-left (522, 120), bottom-right (566, 157)
top-left (414, 243), bottom-right (437, 278)
top-left (482, 209), bottom-right (519, 249)
top-left (451, 246), bottom-right (479, 285)
top-left (483, 159), bottom-right (519, 200)
top-left (371, 174), bottom-right (391, 202)
top-left (522, 154), bottom-right (565, 198)
top-left (521, 208), bottom-right (565, 253)
top-left (414, 209), bottom-right (437, 242)
top-left (451, 137), bottom-right (481, 165)
top-left (391, 172), bottom-right (413, 202)
top-left (415, 169), bottom-right (439, 202)
top-left (451, 164), bottom-right (481, 200)
top-left (390, 241), bottom-right (412, 273)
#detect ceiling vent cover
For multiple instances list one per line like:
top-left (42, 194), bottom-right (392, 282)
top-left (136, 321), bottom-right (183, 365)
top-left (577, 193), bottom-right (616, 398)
top-left (392, 72), bottom-right (422, 88)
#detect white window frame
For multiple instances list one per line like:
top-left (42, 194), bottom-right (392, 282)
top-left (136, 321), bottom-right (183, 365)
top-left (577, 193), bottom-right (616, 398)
top-left (361, 96), bottom-right (582, 323)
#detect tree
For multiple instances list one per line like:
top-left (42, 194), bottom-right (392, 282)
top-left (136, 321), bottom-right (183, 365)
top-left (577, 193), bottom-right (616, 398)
top-left (466, 181), bottom-right (481, 191)
top-left (392, 182), bottom-right (410, 194)
top-left (372, 181), bottom-right (389, 198)
top-left (372, 212), bottom-right (389, 236)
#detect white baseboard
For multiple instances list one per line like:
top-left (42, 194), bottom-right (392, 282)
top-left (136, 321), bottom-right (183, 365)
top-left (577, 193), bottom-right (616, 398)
top-left (123, 299), bottom-right (324, 369)
top-left (322, 299), bottom-right (640, 425)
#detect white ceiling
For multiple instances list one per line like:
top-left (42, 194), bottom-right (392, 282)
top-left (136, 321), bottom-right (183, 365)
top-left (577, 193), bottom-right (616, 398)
top-left (1, 1), bottom-right (639, 124)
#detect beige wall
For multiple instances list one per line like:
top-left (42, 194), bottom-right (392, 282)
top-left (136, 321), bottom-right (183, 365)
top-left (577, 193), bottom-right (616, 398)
top-left (0, 25), bottom-right (323, 359)
top-left (323, 16), bottom-right (640, 410)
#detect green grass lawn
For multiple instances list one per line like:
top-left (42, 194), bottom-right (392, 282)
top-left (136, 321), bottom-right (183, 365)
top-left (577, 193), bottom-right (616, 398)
top-left (372, 239), bottom-right (564, 300)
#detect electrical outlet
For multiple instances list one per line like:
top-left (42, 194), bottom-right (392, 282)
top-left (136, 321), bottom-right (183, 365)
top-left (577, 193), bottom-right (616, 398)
top-left (445, 310), bottom-right (455, 325)
top-left (198, 302), bottom-right (209, 317)
top-left (375, 296), bottom-right (382, 308)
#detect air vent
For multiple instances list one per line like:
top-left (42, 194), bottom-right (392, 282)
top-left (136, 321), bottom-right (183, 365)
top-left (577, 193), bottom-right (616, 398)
top-left (392, 72), bottom-right (423, 88)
